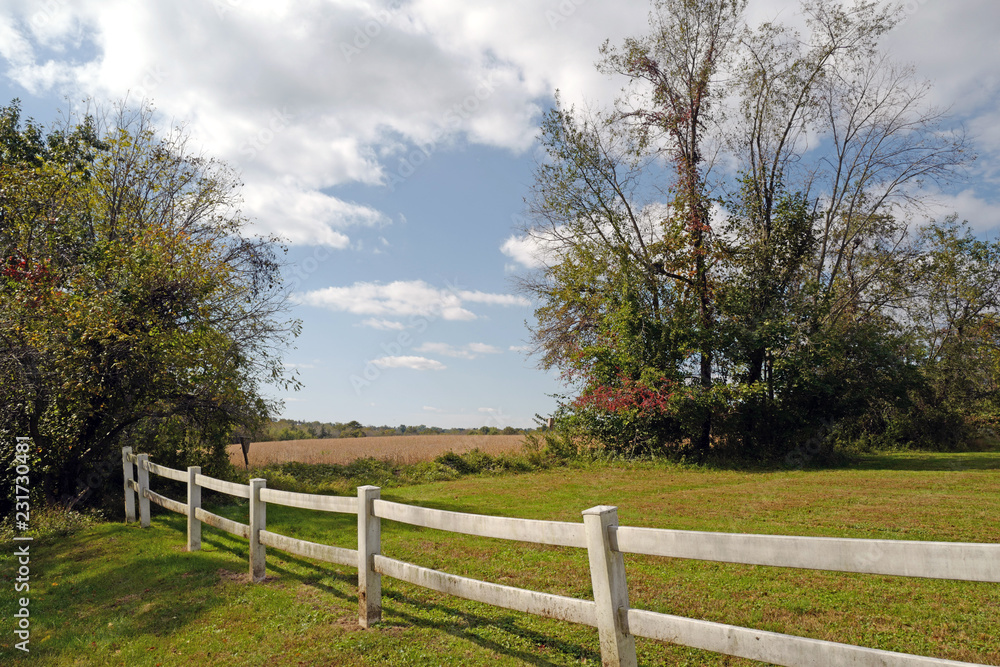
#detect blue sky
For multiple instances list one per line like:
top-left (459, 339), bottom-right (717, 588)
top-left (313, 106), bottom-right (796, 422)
top-left (2, 0), bottom-right (999, 428)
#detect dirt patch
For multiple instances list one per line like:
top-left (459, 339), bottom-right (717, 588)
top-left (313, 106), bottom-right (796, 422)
top-left (216, 568), bottom-right (249, 584)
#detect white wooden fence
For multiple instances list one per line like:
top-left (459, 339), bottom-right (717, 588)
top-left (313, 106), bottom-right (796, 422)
top-left (121, 446), bottom-right (999, 667)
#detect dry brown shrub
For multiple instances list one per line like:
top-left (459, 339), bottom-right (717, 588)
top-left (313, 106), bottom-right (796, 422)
top-left (226, 434), bottom-right (526, 467)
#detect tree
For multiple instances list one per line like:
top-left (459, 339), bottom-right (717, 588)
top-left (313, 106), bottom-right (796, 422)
top-left (0, 100), bottom-right (299, 512)
top-left (517, 1), bottom-right (974, 460)
top-left (897, 218), bottom-right (1000, 445)
top-left (599, 0), bottom-right (746, 454)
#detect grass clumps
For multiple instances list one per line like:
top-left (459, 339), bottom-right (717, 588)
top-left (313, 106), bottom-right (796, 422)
top-left (233, 448), bottom-right (558, 495)
top-left (0, 503), bottom-right (105, 542)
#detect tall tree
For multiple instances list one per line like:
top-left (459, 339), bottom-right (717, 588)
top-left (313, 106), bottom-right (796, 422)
top-left (599, 0), bottom-right (746, 455)
top-left (518, 1), bottom-right (974, 459)
top-left (0, 101), bottom-right (299, 511)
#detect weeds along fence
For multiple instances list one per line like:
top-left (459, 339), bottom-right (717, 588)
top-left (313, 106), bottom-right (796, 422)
top-left (122, 446), bottom-right (999, 667)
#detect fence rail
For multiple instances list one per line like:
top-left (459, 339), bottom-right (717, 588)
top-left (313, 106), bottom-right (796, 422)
top-left (373, 498), bottom-right (587, 547)
top-left (121, 446), bottom-right (996, 667)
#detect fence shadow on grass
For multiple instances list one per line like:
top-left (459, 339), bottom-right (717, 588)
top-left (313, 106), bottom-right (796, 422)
top-left (198, 522), bottom-right (597, 666)
top-left (381, 587), bottom-right (600, 667)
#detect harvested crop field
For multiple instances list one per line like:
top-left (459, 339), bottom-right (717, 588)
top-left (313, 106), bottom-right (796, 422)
top-left (226, 434), bottom-right (526, 466)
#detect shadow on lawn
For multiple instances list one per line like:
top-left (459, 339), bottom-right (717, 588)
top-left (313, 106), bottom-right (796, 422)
top-left (194, 512), bottom-right (597, 666)
top-left (382, 588), bottom-right (600, 666)
top-left (849, 450), bottom-right (1000, 472)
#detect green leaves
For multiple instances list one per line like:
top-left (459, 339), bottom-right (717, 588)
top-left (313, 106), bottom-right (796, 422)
top-left (519, 1), bottom-right (982, 461)
top-left (0, 101), bottom-right (298, 511)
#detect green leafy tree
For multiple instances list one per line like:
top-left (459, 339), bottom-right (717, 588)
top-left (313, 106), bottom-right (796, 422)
top-left (0, 101), bottom-right (299, 512)
top-left (517, 1), bottom-right (973, 460)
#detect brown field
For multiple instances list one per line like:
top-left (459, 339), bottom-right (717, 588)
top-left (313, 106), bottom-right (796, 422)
top-left (226, 434), bottom-right (527, 467)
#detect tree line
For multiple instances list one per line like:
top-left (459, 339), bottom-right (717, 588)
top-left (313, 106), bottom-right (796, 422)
top-left (252, 419), bottom-right (527, 442)
top-left (517, 0), bottom-right (998, 461)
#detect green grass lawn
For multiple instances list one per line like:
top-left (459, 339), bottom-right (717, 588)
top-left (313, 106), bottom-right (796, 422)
top-left (3, 451), bottom-right (1000, 666)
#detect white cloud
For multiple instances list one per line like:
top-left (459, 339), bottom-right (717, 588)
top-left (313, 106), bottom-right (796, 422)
top-left (0, 0), bottom-right (652, 247)
top-left (508, 345), bottom-right (531, 353)
top-left (467, 342), bottom-right (501, 355)
top-left (422, 405), bottom-right (446, 413)
top-left (241, 182), bottom-right (388, 248)
top-left (293, 280), bottom-right (527, 321)
top-left (456, 290), bottom-right (530, 307)
top-left (359, 318), bottom-right (407, 331)
top-left (917, 188), bottom-right (1000, 233)
top-left (416, 342), bottom-right (502, 359)
top-left (501, 233), bottom-right (554, 269)
top-left (4, 0), bottom-right (999, 251)
top-left (371, 355), bottom-right (446, 371)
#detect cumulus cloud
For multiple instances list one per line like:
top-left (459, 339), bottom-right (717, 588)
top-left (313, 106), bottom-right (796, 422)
top-left (0, 0), bottom-right (652, 247)
top-left (416, 342), bottom-right (502, 359)
top-left (359, 318), bottom-right (407, 331)
top-left (294, 280), bottom-right (527, 321)
top-left (500, 232), bottom-right (563, 270)
top-left (370, 355), bottom-right (446, 371)
top-left (455, 290), bottom-right (530, 307)
top-left (917, 188), bottom-right (1000, 233)
top-left (4, 0), bottom-right (999, 249)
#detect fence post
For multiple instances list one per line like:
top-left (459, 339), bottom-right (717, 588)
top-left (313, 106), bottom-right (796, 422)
top-left (187, 466), bottom-right (201, 551)
top-left (582, 505), bottom-right (636, 667)
top-left (357, 485), bottom-right (381, 628)
top-left (249, 478), bottom-right (267, 582)
top-left (122, 447), bottom-right (135, 523)
top-left (136, 453), bottom-right (151, 528)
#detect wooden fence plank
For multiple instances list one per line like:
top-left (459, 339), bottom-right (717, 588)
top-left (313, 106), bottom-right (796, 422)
top-left (250, 479), bottom-right (266, 582)
top-left (122, 447), bottom-right (135, 523)
top-left (259, 488), bottom-right (357, 514)
top-left (194, 507), bottom-right (250, 539)
top-left (583, 506), bottom-right (636, 666)
top-left (358, 486), bottom-right (382, 628)
top-left (144, 461), bottom-right (187, 482)
top-left (259, 530), bottom-right (357, 568)
top-left (187, 466), bottom-right (201, 552)
top-left (626, 608), bottom-right (986, 667)
top-left (373, 500), bottom-right (587, 548)
top-left (136, 454), bottom-right (150, 528)
top-left (612, 527), bottom-right (1000, 582)
top-left (145, 489), bottom-right (188, 516)
top-left (194, 474), bottom-right (251, 499)
top-left (374, 555), bottom-right (598, 627)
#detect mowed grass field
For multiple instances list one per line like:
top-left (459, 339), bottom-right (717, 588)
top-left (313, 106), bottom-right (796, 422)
top-left (227, 434), bottom-right (527, 466)
top-left (4, 450), bottom-right (1000, 666)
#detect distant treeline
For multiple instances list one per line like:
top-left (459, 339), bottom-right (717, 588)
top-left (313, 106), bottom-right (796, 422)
top-left (245, 419), bottom-right (529, 442)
